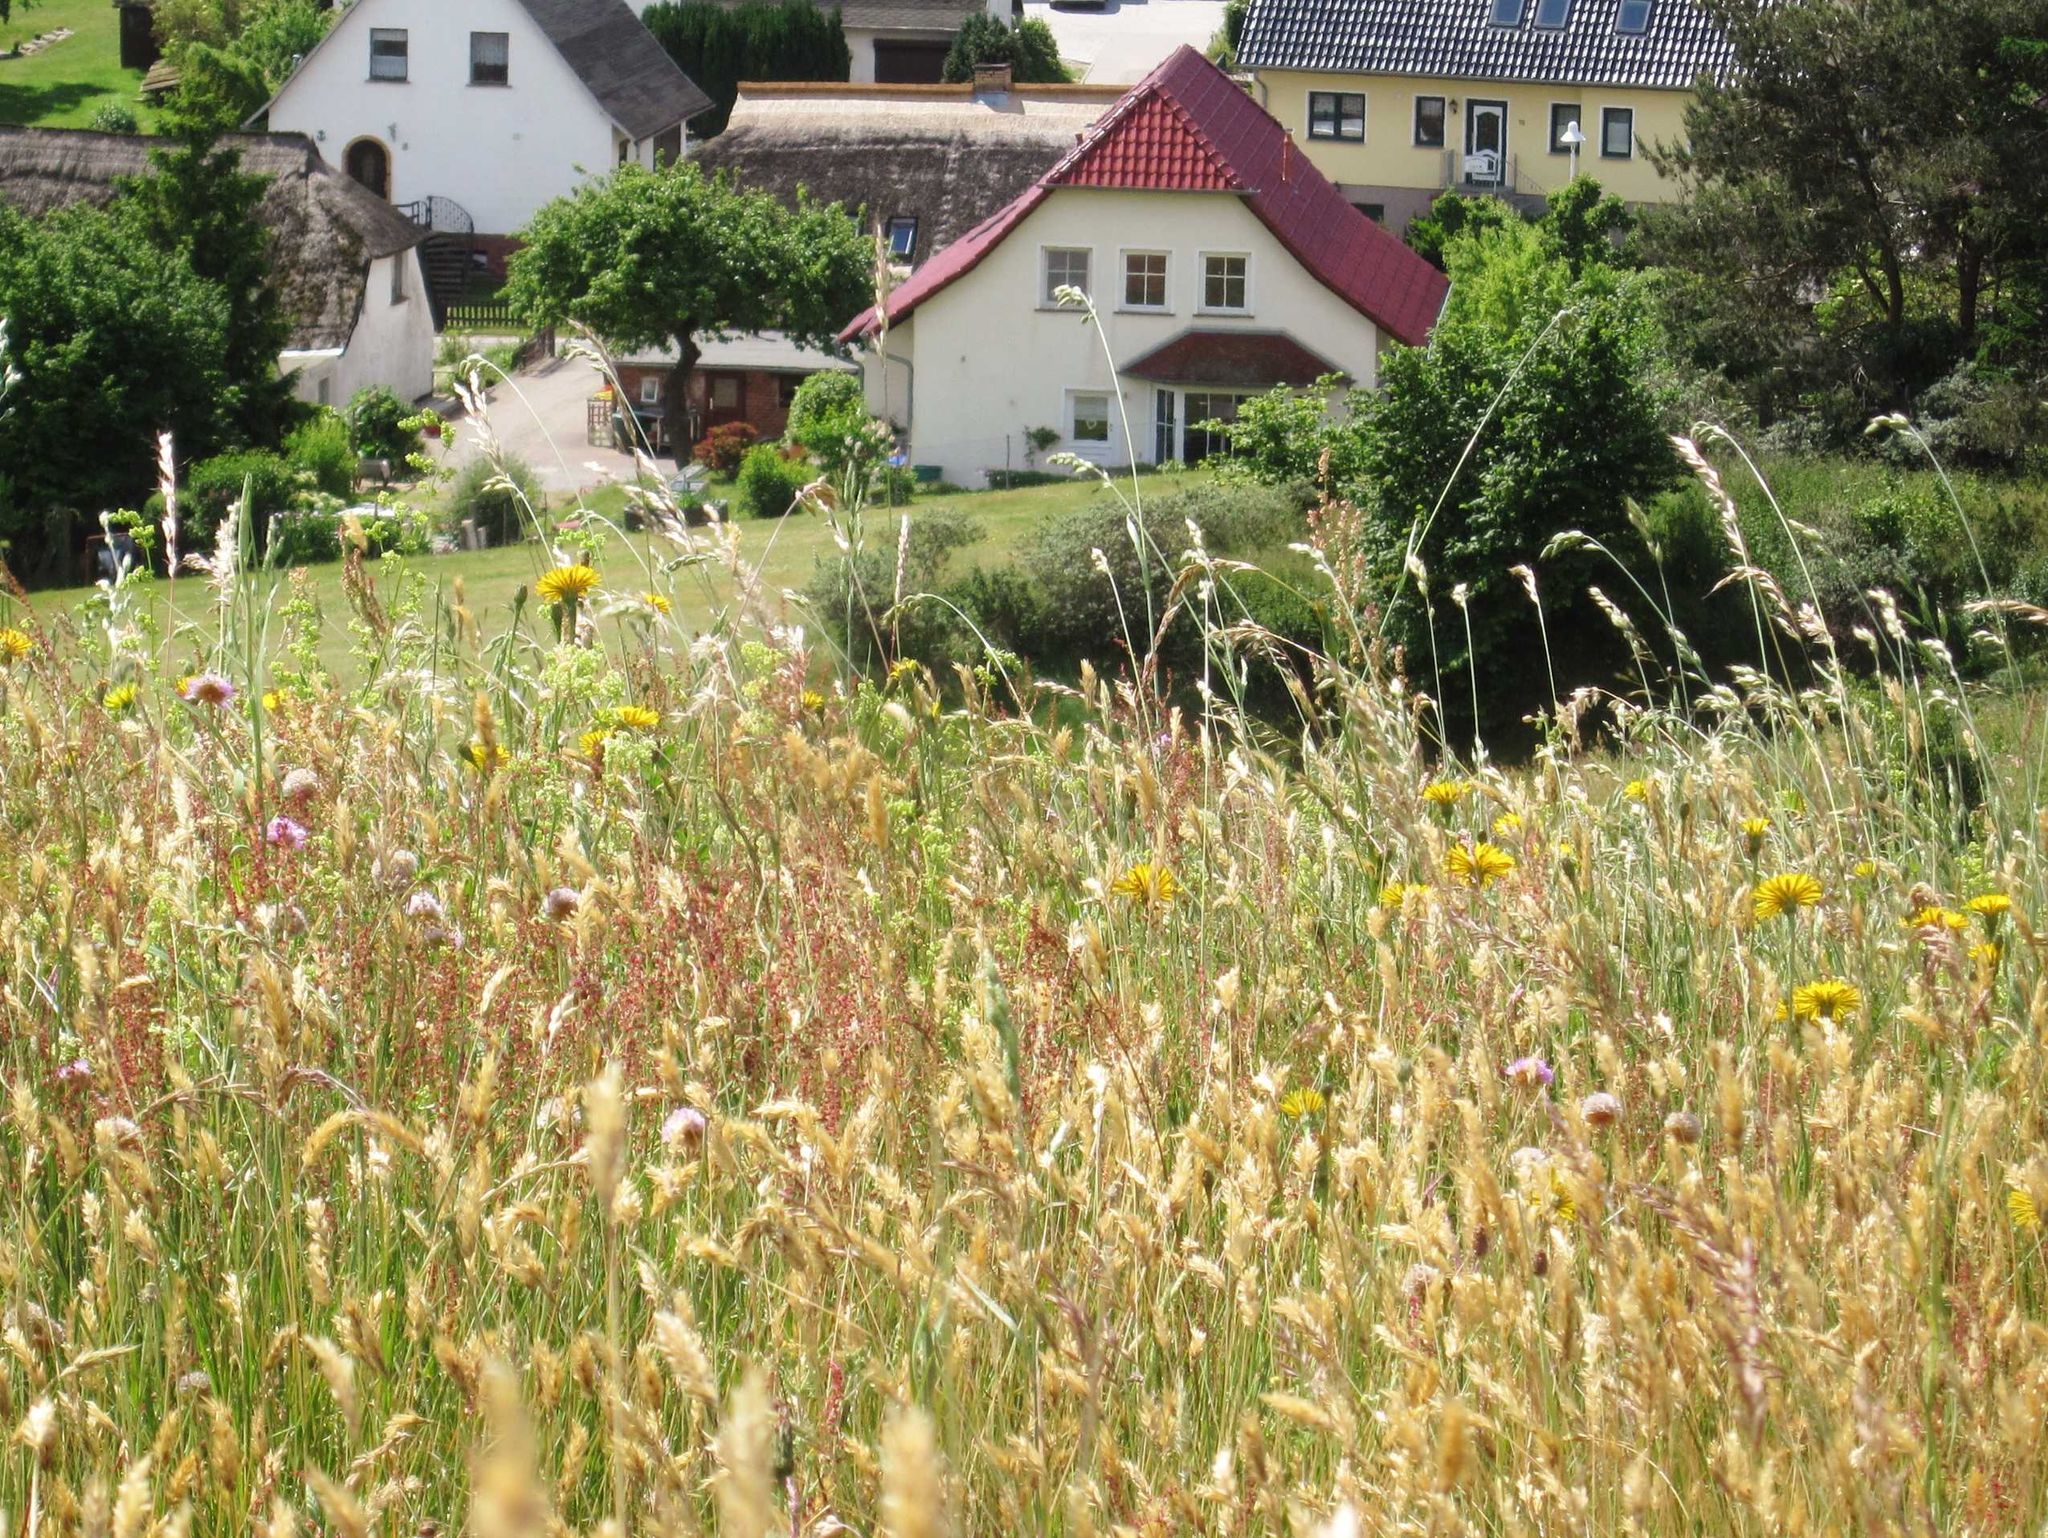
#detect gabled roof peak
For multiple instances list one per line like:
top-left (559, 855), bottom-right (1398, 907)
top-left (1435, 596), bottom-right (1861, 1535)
top-left (844, 46), bottom-right (1449, 347)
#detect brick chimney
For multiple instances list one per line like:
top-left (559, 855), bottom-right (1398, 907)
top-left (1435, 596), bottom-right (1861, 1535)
top-left (973, 61), bottom-right (1014, 97)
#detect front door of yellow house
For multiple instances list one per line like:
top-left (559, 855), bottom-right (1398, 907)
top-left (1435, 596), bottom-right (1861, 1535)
top-left (1465, 100), bottom-right (1507, 186)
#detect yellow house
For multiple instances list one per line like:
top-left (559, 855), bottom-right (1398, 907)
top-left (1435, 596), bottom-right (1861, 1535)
top-left (1239, 0), bottom-right (1734, 230)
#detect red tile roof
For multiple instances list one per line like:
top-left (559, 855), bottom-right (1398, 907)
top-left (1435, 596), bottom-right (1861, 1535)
top-left (1122, 328), bottom-right (1346, 389)
top-left (841, 46), bottom-right (1449, 347)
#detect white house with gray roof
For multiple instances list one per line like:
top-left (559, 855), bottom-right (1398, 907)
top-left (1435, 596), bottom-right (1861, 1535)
top-left (260, 0), bottom-right (711, 241)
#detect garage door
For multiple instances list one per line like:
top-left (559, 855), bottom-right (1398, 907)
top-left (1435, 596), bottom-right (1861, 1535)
top-left (873, 40), bottom-right (951, 83)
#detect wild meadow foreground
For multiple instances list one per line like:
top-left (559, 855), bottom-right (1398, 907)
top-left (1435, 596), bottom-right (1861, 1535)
top-left (1, 453), bottom-right (2047, 1538)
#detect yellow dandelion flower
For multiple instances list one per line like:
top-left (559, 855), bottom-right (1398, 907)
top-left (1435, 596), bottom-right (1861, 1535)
top-left (887, 658), bottom-right (922, 685)
top-left (1422, 779), bottom-right (1468, 807)
top-left (1111, 862), bottom-right (1180, 909)
top-left (1966, 893), bottom-right (2011, 920)
top-left (1379, 881), bottom-right (1410, 909)
top-left (1624, 778), bottom-right (1651, 802)
top-left (1739, 816), bottom-right (1771, 857)
top-left (579, 729), bottom-right (611, 758)
top-left (536, 564), bottom-right (600, 606)
top-left (1791, 979), bottom-right (1862, 1021)
top-left (801, 689), bottom-right (827, 712)
top-left (1279, 1088), bottom-right (1326, 1119)
top-left (1971, 940), bottom-right (2002, 969)
top-left (1493, 811), bottom-right (1524, 836)
top-left (1447, 842), bottom-right (1516, 887)
top-left (612, 705), bottom-right (661, 732)
top-left (641, 591), bottom-right (672, 615)
top-left (1908, 905), bottom-right (1969, 933)
top-left (1753, 872), bottom-right (1824, 921)
top-left (0, 627), bottom-right (34, 663)
top-left (102, 683), bottom-right (138, 712)
top-left (1549, 1169), bottom-right (1576, 1225)
top-left (461, 739), bottom-right (508, 772)
top-left (2011, 1186), bottom-right (2041, 1234)
top-left (1853, 859), bottom-right (1877, 880)
top-left (261, 690), bottom-right (285, 712)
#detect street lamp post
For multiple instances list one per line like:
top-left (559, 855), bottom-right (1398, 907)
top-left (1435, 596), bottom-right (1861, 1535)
top-left (1560, 120), bottom-right (1586, 180)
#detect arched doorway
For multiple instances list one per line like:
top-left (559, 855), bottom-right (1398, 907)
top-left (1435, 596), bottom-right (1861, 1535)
top-left (344, 138), bottom-right (390, 200)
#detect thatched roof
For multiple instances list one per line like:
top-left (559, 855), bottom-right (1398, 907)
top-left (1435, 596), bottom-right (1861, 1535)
top-left (694, 83), bottom-right (1118, 262)
top-left (0, 126), bottom-right (425, 352)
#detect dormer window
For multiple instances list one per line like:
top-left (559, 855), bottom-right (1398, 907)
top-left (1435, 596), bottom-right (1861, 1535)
top-left (1534, 0), bottom-right (1572, 25)
top-left (1616, 0), bottom-right (1652, 32)
top-left (884, 217), bottom-right (918, 260)
top-left (1489, 0), bottom-right (1527, 24)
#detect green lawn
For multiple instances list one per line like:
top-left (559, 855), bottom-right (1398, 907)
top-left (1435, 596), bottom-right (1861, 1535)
top-left (12, 470), bottom-right (1213, 679)
top-left (0, 0), bottom-right (155, 129)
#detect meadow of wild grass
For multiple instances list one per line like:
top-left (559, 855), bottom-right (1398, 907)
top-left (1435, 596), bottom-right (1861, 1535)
top-left (0, 428), bottom-right (2044, 1538)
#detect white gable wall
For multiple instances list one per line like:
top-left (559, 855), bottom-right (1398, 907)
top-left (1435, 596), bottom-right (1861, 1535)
top-left (863, 187), bottom-right (1382, 486)
top-left (267, 0), bottom-right (625, 234)
top-left (282, 249), bottom-right (438, 409)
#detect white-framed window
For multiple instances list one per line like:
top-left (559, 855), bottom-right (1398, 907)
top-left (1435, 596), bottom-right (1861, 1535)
top-left (1414, 95), bottom-right (1446, 147)
top-left (1601, 105), bottom-right (1635, 158)
top-left (470, 31), bottom-right (509, 86)
top-left (1070, 390), bottom-right (1112, 445)
top-left (1042, 246), bottom-right (1091, 305)
top-left (1121, 250), bottom-right (1169, 311)
top-left (884, 217), bottom-right (918, 260)
top-left (1199, 253), bottom-right (1250, 314)
top-left (1550, 102), bottom-right (1582, 152)
top-left (390, 253), bottom-right (407, 304)
top-left (639, 375), bottom-right (662, 405)
top-left (1154, 387), bottom-right (1250, 465)
top-left (1306, 90), bottom-right (1365, 142)
top-left (368, 27), bottom-right (408, 81)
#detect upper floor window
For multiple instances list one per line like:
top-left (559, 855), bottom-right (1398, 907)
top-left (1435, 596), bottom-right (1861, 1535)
top-left (1201, 253), bottom-right (1249, 313)
top-left (884, 217), bottom-right (918, 261)
top-left (1533, 0), bottom-right (1572, 24)
top-left (1616, 0), bottom-right (1652, 32)
top-left (1122, 251), bottom-right (1168, 310)
top-left (1550, 102), bottom-right (1582, 152)
top-left (1601, 105), bottom-right (1636, 157)
top-left (1043, 246), bottom-right (1090, 305)
top-left (369, 27), bottom-right (408, 81)
top-left (1414, 95), bottom-right (1446, 147)
top-left (470, 32), bottom-right (510, 86)
top-left (1489, 0), bottom-right (1527, 24)
top-left (1307, 91), bottom-right (1365, 142)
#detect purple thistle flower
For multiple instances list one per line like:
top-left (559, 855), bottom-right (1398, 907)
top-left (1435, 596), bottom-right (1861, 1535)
top-left (56, 1057), bottom-right (92, 1085)
top-left (1506, 1055), bottom-right (1555, 1092)
top-left (265, 815), bottom-right (309, 850)
top-left (543, 886), bottom-right (580, 921)
top-left (663, 1106), bottom-right (707, 1148)
top-left (181, 671), bottom-right (236, 707)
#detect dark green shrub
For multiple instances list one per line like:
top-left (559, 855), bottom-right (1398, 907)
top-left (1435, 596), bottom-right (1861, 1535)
top-left (347, 386), bottom-right (422, 465)
top-left (448, 455), bottom-right (543, 547)
top-left (185, 449), bottom-right (298, 551)
top-left (984, 469), bottom-right (1068, 490)
top-left (941, 14), bottom-right (1069, 83)
top-left (737, 442), bottom-right (812, 518)
top-left (284, 410), bottom-right (356, 498)
top-left (806, 509), bottom-right (985, 671)
top-left (88, 104), bottom-right (139, 134)
top-left (267, 508), bottom-right (421, 566)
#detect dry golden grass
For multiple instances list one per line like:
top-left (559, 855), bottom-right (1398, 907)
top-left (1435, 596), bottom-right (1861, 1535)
top-left (0, 447), bottom-right (2044, 1537)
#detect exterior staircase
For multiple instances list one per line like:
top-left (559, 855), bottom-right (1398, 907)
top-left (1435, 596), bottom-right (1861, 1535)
top-left (395, 196), bottom-right (476, 330)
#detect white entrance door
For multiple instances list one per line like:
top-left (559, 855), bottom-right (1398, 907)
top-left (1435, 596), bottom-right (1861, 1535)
top-left (1465, 101), bottom-right (1508, 186)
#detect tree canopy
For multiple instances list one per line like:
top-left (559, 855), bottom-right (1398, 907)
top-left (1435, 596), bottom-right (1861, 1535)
top-left (504, 161), bottom-right (874, 437)
top-left (1646, 0), bottom-right (2048, 432)
top-left (641, 0), bottom-right (850, 138)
